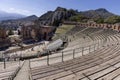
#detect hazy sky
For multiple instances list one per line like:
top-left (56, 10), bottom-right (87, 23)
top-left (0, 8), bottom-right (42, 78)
top-left (0, 0), bottom-right (119, 17)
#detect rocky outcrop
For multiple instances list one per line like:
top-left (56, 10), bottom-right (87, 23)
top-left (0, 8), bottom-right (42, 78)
top-left (38, 7), bottom-right (77, 26)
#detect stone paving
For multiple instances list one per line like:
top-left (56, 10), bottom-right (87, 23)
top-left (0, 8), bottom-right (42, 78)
top-left (14, 60), bottom-right (30, 80)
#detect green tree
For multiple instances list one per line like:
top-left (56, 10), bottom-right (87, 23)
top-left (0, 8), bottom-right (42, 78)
top-left (69, 14), bottom-right (87, 22)
top-left (104, 16), bottom-right (120, 24)
top-left (8, 29), bottom-right (14, 35)
top-left (95, 18), bottom-right (104, 23)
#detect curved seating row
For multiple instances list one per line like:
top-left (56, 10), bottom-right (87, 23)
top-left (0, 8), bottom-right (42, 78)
top-left (31, 45), bottom-right (120, 80)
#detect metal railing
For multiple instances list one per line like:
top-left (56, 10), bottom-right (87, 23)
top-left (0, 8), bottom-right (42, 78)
top-left (30, 41), bottom-right (104, 67)
top-left (46, 43), bottom-right (99, 65)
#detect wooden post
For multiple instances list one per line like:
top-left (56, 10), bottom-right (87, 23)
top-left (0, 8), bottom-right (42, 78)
top-left (4, 58), bottom-right (6, 69)
top-left (3, 53), bottom-right (6, 69)
top-left (47, 51), bottom-right (49, 66)
top-left (19, 58), bottom-right (20, 66)
top-left (47, 54), bottom-right (49, 66)
top-left (62, 51), bottom-right (64, 62)
top-left (29, 59), bottom-right (30, 69)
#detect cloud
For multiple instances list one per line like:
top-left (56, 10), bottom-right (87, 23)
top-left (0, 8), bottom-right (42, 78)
top-left (8, 7), bottom-right (31, 15)
top-left (9, 8), bottom-right (15, 11)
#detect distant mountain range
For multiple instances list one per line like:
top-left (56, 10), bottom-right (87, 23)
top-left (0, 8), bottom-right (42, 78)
top-left (37, 7), bottom-right (117, 26)
top-left (79, 8), bottom-right (115, 19)
top-left (0, 10), bottom-right (26, 21)
top-left (0, 7), bottom-right (118, 29)
top-left (0, 15), bottom-right (38, 29)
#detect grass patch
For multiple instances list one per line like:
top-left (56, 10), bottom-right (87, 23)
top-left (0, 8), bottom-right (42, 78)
top-left (55, 24), bottom-right (75, 34)
top-left (53, 24), bottom-right (75, 40)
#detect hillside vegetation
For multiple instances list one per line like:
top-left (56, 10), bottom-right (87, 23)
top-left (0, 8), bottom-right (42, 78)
top-left (53, 24), bottom-right (75, 40)
top-left (55, 25), bottom-right (75, 34)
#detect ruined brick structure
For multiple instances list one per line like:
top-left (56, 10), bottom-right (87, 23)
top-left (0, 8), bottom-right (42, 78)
top-left (64, 21), bottom-right (120, 32)
top-left (0, 28), bottom-right (10, 50)
top-left (21, 25), bottom-right (55, 42)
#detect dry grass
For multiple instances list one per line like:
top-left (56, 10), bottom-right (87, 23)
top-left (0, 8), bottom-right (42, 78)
top-left (52, 24), bottom-right (75, 40)
top-left (55, 24), bottom-right (75, 34)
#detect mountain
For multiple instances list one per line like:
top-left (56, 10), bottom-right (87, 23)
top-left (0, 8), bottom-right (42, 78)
top-left (0, 15), bottom-right (38, 29)
top-left (37, 7), bottom-right (117, 26)
top-left (79, 8), bottom-right (115, 19)
top-left (0, 7), bottom-right (117, 29)
top-left (0, 10), bottom-right (26, 21)
top-left (17, 15), bottom-right (38, 21)
top-left (38, 7), bottom-right (77, 26)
